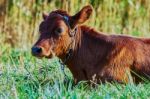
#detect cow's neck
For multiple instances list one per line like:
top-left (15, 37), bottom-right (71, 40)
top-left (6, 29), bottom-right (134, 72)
top-left (65, 25), bottom-right (113, 66)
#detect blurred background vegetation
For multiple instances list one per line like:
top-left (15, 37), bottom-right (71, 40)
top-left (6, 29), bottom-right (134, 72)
top-left (0, 0), bottom-right (150, 48)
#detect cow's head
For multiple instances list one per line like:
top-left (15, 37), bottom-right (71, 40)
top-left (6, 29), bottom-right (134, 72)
top-left (32, 5), bottom-right (92, 58)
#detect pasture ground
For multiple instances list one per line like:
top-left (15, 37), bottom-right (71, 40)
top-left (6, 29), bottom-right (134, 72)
top-left (0, 46), bottom-right (150, 99)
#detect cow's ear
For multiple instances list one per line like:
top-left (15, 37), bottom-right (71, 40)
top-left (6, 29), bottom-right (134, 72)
top-left (42, 13), bottom-right (48, 20)
top-left (70, 5), bottom-right (93, 28)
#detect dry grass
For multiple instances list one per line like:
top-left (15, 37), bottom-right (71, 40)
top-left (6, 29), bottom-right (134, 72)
top-left (0, 0), bottom-right (150, 48)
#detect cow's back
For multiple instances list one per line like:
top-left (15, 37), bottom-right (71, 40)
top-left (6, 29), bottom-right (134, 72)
top-left (114, 35), bottom-right (150, 81)
top-left (131, 38), bottom-right (150, 80)
top-left (98, 35), bottom-right (150, 82)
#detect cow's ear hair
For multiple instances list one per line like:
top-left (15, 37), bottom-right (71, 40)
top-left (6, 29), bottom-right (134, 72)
top-left (70, 5), bottom-right (93, 28)
top-left (42, 13), bottom-right (48, 20)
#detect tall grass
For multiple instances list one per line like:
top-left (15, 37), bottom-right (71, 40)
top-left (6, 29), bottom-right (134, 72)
top-left (0, 48), bottom-right (150, 98)
top-left (0, 0), bottom-right (150, 48)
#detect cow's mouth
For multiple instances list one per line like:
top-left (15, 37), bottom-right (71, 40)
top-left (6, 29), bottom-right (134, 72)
top-left (31, 52), bottom-right (44, 58)
top-left (45, 54), bottom-right (54, 58)
top-left (32, 52), bottom-right (54, 59)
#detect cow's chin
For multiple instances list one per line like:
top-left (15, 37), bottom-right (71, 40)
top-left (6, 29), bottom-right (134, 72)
top-left (33, 55), bottom-right (53, 59)
top-left (32, 54), bottom-right (44, 59)
top-left (32, 53), bottom-right (53, 59)
top-left (45, 54), bottom-right (53, 58)
top-left (44, 52), bottom-right (56, 59)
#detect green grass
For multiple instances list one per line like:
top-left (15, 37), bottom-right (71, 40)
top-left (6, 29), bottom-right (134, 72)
top-left (0, 47), bottom-right (150, 99)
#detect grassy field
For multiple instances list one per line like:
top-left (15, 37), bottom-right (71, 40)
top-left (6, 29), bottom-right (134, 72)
top-left (0, 0), bottom-right (150, 99)
top-left (1, 47), bottom-right (150, 99)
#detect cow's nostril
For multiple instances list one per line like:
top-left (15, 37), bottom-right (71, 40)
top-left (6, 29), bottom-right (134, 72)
top-left (32, 46), bottom-right (42, 54)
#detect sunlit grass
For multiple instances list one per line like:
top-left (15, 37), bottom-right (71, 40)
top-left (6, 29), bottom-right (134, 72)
top-left (0, 48), bottom-right (150, 99)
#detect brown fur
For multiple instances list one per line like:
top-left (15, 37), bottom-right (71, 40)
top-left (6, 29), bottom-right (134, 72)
top-left (32, 5), bottom-right (150, 84)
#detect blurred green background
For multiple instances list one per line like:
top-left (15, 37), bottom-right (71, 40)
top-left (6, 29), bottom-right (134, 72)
top-left (0, 0), bottom-right (150, 49)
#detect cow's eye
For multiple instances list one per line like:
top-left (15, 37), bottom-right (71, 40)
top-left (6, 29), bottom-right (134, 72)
top-left (55, 27), bottom-right (64, 35)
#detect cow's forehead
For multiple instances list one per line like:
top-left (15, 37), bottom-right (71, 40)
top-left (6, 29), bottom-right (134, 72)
top-left (46, 13), bottom-right (63, 21)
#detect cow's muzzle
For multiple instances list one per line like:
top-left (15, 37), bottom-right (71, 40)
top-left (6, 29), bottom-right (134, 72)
top-left (31, 46), bottom-right (43, 56)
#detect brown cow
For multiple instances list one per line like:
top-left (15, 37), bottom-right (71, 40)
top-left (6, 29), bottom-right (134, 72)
top-left (32, 5), bottom-right (150, 84)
